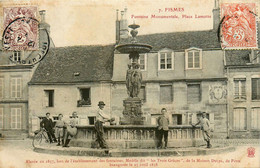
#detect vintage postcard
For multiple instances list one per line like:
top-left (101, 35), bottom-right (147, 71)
top-left (0, 0), bottom-right (259, 168)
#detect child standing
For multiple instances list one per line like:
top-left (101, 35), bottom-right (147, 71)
top-left (55, 114), bottom-right (65, 146)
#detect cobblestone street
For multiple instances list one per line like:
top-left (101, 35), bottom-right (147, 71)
top-left (0, 139), bottom-right (259, 168)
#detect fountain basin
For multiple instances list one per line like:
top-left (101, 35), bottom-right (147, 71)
top-left (115, 43), bottom-right (152, 54)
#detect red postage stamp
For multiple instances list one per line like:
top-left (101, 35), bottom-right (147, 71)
top-left (3, 6), bottom-right (38, 50)
top-left (220, 3), bottom-right (258, 49)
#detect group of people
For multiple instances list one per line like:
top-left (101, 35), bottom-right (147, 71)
top-left (40, 101), bottom-right (112, 148)
top-left (156, 108), bottom-right (212, 149)
top-left (40, 111), bottom-right (79, 147)
top-left (40, 102), bottom-right (212, 149)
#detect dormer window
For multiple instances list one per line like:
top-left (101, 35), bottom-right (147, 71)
top-left (185, 48), bottom-right (202, 69)
top-left (13, 51), bottom-right (21, 62)
top-left (158, 49), bottom-right (174, 70)
top-left (139, 54), bottom-right (146, 70)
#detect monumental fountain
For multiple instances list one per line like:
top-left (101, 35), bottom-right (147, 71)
top-left (115, 23), bottom-right (152, 125)
top-left (33, 23), bottom-right (235, 156)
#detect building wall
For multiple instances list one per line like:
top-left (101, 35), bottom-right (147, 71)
top-left (0, 68), bottom-right (33, 137)
top-left (28, 82), bottom-right (112, 135)
top-left (227, 67), bottom-right (260, 138)
top-left (113, 50), bottom-right (225, 81)
top-left (112, 49), bottom-right (228, 138)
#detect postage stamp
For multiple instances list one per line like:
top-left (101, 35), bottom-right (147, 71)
top-left (220, 3), bottom-right (258, 49)
top-left (2, 6), bottom-right (38, 50)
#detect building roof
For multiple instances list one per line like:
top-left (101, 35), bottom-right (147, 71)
top-left (30, 45), bottom-right (115, 84)
top-left (118, 30), bottom-right (221, 51)
top-left (225, 50), bottom-right (251, 66)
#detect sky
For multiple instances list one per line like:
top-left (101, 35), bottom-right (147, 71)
top-left (0, 0), bottom-right (259, 47)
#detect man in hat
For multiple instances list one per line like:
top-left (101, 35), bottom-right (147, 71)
top-left (40, 112), bottom-right (57, 143)
top-left (94, 101), bottom-right (111, 149)
top-left (157, 108), bottom-right (169, 149)
top-left (192, 112), bottom-right (212, 148)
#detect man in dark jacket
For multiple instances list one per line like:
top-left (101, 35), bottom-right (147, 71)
top-left (157, 108), bottom-right (169, 149)
top-left (40, 112), bottom-right (57, 143)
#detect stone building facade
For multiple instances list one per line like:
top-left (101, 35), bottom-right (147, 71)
top-left (0, 10), bottom-right (54, 139)
top-left (225, 49), bottom-right (260, 138)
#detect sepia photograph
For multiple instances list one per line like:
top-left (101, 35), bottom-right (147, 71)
top-left (0, 0), bottom-right (259, 167)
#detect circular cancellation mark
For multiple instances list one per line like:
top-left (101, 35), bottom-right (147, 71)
top-left (2, 16), bottom-right (50, 65)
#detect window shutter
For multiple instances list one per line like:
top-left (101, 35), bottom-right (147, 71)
top-left (44, 91), bottom-right (48, 107)
top-left (0, 78), bottom-right (3, 98)
top-left (251, 108), bottom-right (260, 129)
top-left (182, 113), bottom-right (186, 125)
top-left (252, 79), bottom-right (260, 100)
top-left (191, 113), bottom-right (197, 124)
top-left (17, 108), bottom-right (21, 129)
top-left (0, 108), bottom-right (3, 129)
top-left (187, 84), bottom-right (200, 104)
top-left (160, 85), bottom-right (172, 104)
top-left (233, 108), bottom-right (246, 130)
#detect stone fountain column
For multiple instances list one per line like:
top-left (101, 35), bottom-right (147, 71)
top-left (115, 23), bottom-right (152, 125)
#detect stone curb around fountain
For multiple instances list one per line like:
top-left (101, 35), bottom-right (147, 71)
top-left (33, 146), bottom-right (236, 157)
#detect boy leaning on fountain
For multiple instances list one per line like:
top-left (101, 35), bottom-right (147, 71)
top-left (191, 111), bottom-right (212, 148)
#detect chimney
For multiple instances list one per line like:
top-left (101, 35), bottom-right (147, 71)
top-left (116, 9), bottom-right (120, 44)
top-left (39, 10), bottom-right (46, 23)
top-left (119, 9), bottom-right (129, 39)
top-left (212, 0), bottom-right (220, 31)
top-left (39, 10), bottom-right (50, 33)
top-left (115, 8), bottom-right (129, 44)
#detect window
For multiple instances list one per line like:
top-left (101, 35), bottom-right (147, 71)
top-left (78, 88), bottom-right (91, 106)
top-left (251, 108), bottom-right (260, 130)
top-left (0, 108), bottom-right (3, 129)
top-left (233, 108), bottom-right (246, 130)
top-left (185, 48), bottom-right (202, 69)
top-left (187, 84), bottom-right (201, 104)
top-left (88, 116), bottom-right (96, 125)
top-left (11, 77), bottom-right (21, 98)
top-left (11, 108), bottom-right (21, 129)
top-left (138, 86), bottom-right (146, 102)
top-left (234, 78), bottom-right (246, 100)
top-left (252, 78), bottom-right (260, 100)
top-left (159, 52), bottom-right (173, 70)
top-left (172, 114), bottom-right (182, 125)
top-left (12, 51), bottom-right (21, 62)
top-left (45, 90), bottom-right (54, 107)
top-left (0, 78), bottom-right (3, 98)
top-left (160, 85), bottom-right (173, 104)
top-left (139, 54), bottom-right (146, 70)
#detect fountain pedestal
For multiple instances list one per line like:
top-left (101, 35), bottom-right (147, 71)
top-left (121, 97), bottom-right (145, 125)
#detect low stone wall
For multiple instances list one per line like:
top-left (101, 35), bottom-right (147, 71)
top-left (70, 125), bottom-right (204, 149)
